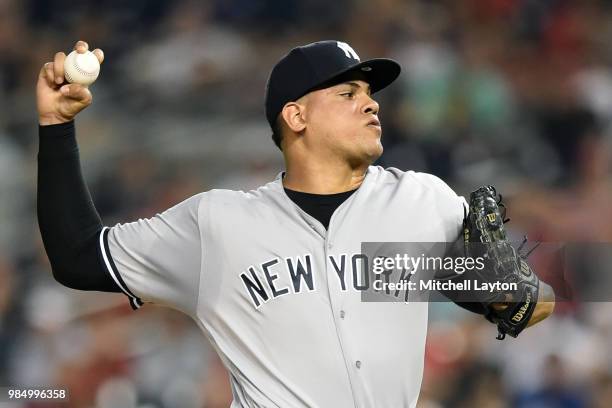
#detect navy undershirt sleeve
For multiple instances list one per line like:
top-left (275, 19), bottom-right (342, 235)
top-left (37, 121), bottom-right (120, 292)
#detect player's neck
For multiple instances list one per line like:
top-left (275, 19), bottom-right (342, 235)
top-left (283, 160), bottom-right (368, 194)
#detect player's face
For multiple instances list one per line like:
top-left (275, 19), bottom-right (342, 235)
top-left (303, 80), bottom-right (382, 164)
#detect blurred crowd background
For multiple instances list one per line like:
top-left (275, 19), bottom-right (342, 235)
top-left (1, 0), bottom-right (612, 406)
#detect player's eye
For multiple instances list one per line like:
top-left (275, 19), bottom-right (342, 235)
top-left (340, 91), bottom-right (354, 98)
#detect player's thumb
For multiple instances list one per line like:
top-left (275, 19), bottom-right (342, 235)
top-left (59, 84), bottom-right (92, 104)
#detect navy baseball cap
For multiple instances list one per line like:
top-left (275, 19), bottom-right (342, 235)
top-left (265, 40), bottom-right (401, 128)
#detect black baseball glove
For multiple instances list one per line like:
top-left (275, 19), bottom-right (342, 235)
top-left (464, 186), bottom-right (540, 340)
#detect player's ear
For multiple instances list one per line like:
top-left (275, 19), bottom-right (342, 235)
top-left (281, 102), bottom-right (306, 134)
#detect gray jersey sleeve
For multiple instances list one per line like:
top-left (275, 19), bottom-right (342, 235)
top-left (412, 171), bottom-right (467, 241)
top-left (99, 193), bottom-right (203, 314)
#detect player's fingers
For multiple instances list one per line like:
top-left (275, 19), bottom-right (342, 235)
top-left (43, 62), bottom-right (55, 87)
top-left (60, 84), bottom-right (92, 103)
top-left (74, 40), bottom-right (89, 53)
top-left (92, 48), bottom-right (104, 65)
top-left (39, 63), bottom-right (48, 85)
top-left (53, 52), bottom-right (66, 84)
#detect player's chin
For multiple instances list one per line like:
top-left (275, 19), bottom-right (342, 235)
top-left (361, 139), bottom-right (383, 162)
top-left (351, 129), bottom-right (382, 161)
top-left (371, 144), bottom-right (384, 161)
top-left (370, 133), bottom-right (383, 152)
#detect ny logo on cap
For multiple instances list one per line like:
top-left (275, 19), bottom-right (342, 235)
top-left (337, 41), bottom-right (360, 61)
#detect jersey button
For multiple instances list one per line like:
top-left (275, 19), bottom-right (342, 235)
top-left (356, 361), bottom-right (362, 369)
top-left (328, 242), bottom-right (333, 249)
top-left (340, 310), bottom-right (345, 319)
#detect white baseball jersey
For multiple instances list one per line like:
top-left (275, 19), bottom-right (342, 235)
top-left (99, 166), bottom-right (465, 408)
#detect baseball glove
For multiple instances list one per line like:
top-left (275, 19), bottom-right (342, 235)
top-left (464, 186), bottom-right (540, 340)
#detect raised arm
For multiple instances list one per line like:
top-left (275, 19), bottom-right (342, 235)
top-left (36, 40), bottom-right (119, 292)
top-left (36, 41), bottom-right (203, 315)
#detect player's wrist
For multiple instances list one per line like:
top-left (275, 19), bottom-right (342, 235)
top-left (38, 120), bottom-right (76, 156)
top-left (527, 282), bottom-right (555, 327)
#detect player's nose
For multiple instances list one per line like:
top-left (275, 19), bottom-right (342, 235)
top-left (362, 94), bottom-right (379, 116)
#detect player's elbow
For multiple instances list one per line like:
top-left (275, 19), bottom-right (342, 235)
top-left (47, 251), bottom-right (94, 291)
top-left (50, 264), bottom-right (85, 290)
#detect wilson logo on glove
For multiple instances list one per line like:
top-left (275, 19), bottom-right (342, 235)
top-left (511, 292), bottom-right (532, 323)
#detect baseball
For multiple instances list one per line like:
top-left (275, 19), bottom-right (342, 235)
top-left (64, 50), bottom-right (100, 86)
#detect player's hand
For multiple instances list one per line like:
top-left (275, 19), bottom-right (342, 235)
top-left (37, 40), bottom-right (104, 126)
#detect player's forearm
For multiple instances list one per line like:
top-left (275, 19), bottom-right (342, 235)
top-left (527, 281), bottom-right (555, 327)
top-left (37, 121), bottom-right (102, 237)
top-left (37, 121), bottom-right (119, 292)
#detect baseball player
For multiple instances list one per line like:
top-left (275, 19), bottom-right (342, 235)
top-left (37, 40), bottom-right (555, 407)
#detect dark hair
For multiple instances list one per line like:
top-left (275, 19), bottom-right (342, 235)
top-left (271, 116), bottom-right (283, 151)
